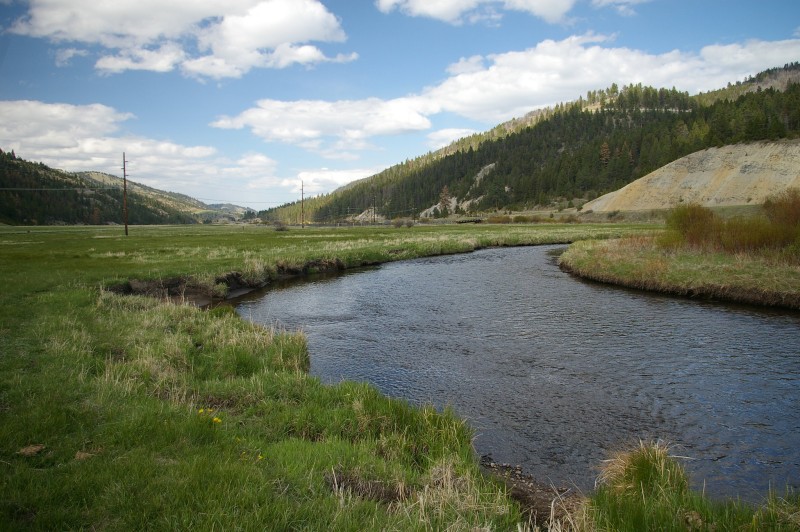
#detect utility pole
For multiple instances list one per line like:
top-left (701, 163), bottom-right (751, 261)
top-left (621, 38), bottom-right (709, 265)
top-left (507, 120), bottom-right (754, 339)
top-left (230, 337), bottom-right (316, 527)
top-left (122, 152), bottom-right (129, 236)
top-left (301, 180), bottom-right (304, 228)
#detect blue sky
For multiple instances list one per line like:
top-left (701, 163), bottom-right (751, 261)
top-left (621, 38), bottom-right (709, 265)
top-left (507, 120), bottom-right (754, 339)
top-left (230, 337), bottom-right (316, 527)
top-left (1, 0), bottom-right (799, 208)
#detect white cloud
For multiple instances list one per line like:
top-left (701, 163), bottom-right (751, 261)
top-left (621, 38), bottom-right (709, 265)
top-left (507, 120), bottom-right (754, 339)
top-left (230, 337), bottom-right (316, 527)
top-left (54, 48), bottom-right (88, 67)
top-left (0, 99), bottom-right (286, 203)
top-left (591, 0), bottom-right (649, 16)
top-left (425, 34), bottom-right (800, 122)
top-left (211, 97), bottom-right (434, 156)
top-left (427, 128), bottom-right (478, 149)
top-left (212, 34), bottom-right (800, 157)
top-left (375, 0), bottom-right (576, 24)
top-left (287, 167), bottom-right (382, 195)
top-left (10, 0), bottom-right (352, 78)
top-left (446, 55), bottom-right (487, 75)
top-left (96, 43), bottom-right (187, 74)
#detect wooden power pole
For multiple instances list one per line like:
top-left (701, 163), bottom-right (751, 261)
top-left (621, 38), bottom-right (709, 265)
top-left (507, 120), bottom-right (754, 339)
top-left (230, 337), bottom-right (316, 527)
top-left (122, 152), bottom-right (129, 236)
top-left (301, 180), bottom-right (304, 228)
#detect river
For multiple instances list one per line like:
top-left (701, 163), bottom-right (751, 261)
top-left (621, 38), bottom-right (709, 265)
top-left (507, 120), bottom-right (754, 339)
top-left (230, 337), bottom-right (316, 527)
top-left (235, 245), bottom-right (800, 501)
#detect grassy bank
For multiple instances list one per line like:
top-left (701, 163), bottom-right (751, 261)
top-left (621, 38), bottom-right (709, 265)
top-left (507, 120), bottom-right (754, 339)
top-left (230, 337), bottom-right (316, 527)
top-left (3, 222), bottom-right (797, 530)
top-left (559, 197), bottom-right (800, 309)
top-left (0, 222), bottom-right (648, 530)
top-left (583, 441), bottom-right (800, 531)
top-left (559, 236), bottom-right (800, 309)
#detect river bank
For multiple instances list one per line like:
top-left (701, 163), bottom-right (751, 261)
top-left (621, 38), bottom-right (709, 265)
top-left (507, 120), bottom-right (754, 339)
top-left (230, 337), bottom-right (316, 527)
top-left (558, 236), bottom-right (800, 310)
top-left (0, 223), bottom-right (650, 530)
top-left (2, 223), bottom-right (797, 530)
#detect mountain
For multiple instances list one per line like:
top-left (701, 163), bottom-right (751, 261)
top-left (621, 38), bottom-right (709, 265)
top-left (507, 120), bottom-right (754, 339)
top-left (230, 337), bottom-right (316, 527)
top-left (260, 63), bottom-right (800, 224)
top-left (583, 139), bottom-right (800, 212)
top-left (0, 151), bottom-right (247, 225)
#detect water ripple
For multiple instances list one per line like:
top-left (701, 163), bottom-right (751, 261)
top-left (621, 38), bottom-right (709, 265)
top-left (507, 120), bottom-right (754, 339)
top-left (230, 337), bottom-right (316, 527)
top-left (237, 245), bottom-right (800, 500)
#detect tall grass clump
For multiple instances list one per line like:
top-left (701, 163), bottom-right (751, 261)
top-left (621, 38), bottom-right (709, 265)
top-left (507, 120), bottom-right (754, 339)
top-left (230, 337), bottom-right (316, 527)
top-left (661, 189), bottom-right (800, 260)
top-left (587, 441), bottom-right (800, 531)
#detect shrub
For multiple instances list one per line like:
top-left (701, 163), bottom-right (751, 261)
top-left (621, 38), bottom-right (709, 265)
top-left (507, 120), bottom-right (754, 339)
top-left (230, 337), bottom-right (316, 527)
top-left (764, 188), bottom-right (800, 228)
top-left (665, 204), bottom-right (716, 248)
top-left (661, 192), bottom-right (800, 258)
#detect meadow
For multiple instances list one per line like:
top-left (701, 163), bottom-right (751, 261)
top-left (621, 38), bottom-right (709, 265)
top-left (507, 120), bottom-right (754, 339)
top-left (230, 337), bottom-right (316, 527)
top-left (1, 222), bottom-right (798, 530)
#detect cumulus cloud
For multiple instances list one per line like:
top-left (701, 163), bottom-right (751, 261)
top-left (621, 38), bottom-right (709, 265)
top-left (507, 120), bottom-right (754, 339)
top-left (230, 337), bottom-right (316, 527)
top-left (0, 99), bottom-right (285, 202)
top-left (427, 128), bottom-right (478, 149)
top-left (375, 0), bottom-right (577, 24)
top-left (10, 0), bottom-right (353, 78)
top-left (211, 97), bottom-right (435, 157)
top-left (285, 167), bottom-right (382, 195)
top-left (96, 43), bottom-right (187, 74)
top-left (426, 34), bottom-right (800, 122)
top-left (213, 34), bottom-right (800, 156)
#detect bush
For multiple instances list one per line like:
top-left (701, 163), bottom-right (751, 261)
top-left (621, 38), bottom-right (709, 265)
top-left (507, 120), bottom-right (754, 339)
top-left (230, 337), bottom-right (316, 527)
top-left (661, 191), bottom-right (800, 258)
top-left (764, 188), bottom-right (800, 228)
top-left (665, 204), bottom-right (716, 248)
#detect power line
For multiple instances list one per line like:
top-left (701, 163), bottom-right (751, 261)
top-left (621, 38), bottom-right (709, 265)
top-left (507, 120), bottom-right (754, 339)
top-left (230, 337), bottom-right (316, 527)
top-left (0, 187), bottom-right (121, 191)
top-left (0, 188), bottom-right (291, 205)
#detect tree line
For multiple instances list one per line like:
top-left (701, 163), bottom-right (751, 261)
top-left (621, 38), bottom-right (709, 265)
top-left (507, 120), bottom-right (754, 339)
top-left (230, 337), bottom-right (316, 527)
top-left (0, 150), bottom-right (197, 225)
top-left (262, 69), bottom-right (800, 223)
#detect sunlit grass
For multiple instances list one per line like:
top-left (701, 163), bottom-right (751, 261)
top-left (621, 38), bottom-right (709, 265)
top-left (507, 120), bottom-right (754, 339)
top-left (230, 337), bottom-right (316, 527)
top-left (6, 221), bottom-right (793, 529)
top-left (7, 222), bottom-right (653, 529)
top-left (584, 441), bottom-right (800, 532)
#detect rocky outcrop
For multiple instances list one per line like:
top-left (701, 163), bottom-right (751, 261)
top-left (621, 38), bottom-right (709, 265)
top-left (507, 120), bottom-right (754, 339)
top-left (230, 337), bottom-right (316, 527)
top-left (584, 140), bottom-right (800, 212)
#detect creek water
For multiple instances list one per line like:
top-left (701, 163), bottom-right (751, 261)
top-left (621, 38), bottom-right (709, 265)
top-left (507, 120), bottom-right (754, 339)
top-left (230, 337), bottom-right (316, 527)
top-left (235, 245), bottom-right (800, 501)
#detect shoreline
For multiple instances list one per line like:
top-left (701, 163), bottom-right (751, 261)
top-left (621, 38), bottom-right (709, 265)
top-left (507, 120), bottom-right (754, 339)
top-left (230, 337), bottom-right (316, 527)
top-left (558, 238), bottom-right (800, 311)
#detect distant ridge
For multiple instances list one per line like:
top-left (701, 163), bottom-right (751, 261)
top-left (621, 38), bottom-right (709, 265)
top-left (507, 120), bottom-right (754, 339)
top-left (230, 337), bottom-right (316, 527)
top-left (261, 63), bottom-right (800, 223)
top-left (0, 150), bottom-right (250, 225)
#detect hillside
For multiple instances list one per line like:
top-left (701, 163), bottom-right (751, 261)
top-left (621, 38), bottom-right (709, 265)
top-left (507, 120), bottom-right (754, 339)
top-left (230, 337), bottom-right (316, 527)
top-left (261, 63), bottom-right (800, 224)
top-left (0, 150), bottom-right (249, 225)
top-left (583, 140), bottom-right (800, 212)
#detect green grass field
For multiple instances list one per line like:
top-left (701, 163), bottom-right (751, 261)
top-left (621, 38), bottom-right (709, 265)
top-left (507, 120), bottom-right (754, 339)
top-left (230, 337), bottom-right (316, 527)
top-left (1, 222), bottom-right (648, 530)
top-left (2, 222), bottom-right (797, 530)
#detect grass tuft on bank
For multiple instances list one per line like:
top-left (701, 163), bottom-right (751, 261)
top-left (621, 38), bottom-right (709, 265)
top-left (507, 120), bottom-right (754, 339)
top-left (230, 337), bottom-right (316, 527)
top-left (584, 441), bottom-right (800, 532)
top-left (560, 191), bottom-right (800, 309)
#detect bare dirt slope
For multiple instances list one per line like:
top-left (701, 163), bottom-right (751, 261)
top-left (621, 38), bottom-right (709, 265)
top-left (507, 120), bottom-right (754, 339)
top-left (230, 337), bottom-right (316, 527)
top-left (584, 139), bottom-right (800, 212)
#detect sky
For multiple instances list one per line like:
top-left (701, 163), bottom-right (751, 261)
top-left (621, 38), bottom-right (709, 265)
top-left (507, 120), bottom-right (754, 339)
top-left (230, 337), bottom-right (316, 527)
top-left (1, 1), bottom-right (799, 209)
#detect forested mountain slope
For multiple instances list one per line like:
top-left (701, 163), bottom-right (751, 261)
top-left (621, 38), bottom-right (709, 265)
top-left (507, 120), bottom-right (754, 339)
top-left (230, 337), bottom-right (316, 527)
top-left (261, 63), bottom-right (800, 224)
top-left (0, 150), bottom-right (207, 225)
